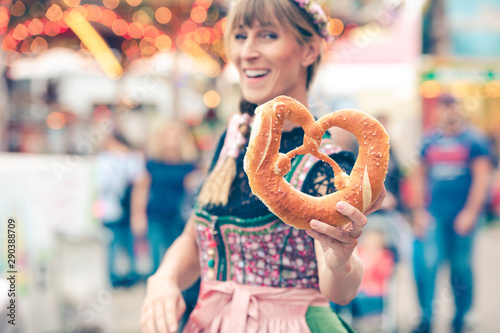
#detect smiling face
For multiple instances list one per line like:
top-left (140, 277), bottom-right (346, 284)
top-left (229, 24), bottom-right (312, 106)
top-left (224, 0), bottom-right (322, 107)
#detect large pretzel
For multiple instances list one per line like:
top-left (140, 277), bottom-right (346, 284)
top-left (243, 96), bottom-right (390, 229)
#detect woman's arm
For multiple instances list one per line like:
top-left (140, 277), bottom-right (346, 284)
top-left (141, 217), bottom-right (200, 333)
top-left (306, 188), bottom-right (386, 305)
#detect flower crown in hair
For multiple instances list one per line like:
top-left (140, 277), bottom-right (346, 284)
top-left (292, 0), bottom-right (333, 43)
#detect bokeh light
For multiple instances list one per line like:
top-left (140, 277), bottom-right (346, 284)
top-left (330, 18), bottom-right (344, 36)
top-left (196, 0), bottom-right (213, 9)
top-left (112, 19), bottom-right (128, 36)
top-left (100, 9), bottom-right (117, 26)
top-left (11, 1), bottom-right (26, 17)
top-left (155, 35), bottom-right (172, 52)
top-left (27, 18), bottom-right (44, 35)
top-left (31, 36), bottom-right (48, 54)
top-left (72, 5), bottom-right (88, 20)
top-left (420, 80), bottom-right (441, 98)
top-left (1, 35), bottom-right (16, 51)
top-left (191, 6), bottom-right (207, 24)
top-left (44, 21), bottom-right (62, 37)
top-left (103, 0), bottom-right (119, 10)
top-left (203, 90), bottom-right (221, 108)
top-left (181, 20), bottom-right (197, 34)
top-left (450, 81), bottom-right (469, 98)
top-left (46, 4), bottom-right (63, 22)
top-left (196, 27), bottom-right (211, 44)
top-left (63, 0), bottom-right (81, 7)
top-left (126, 0), bottom-right (143, 7)
top-left (128, 22), bottom-right (144, 39)
top-left (143, 25), bottom-right (159, 42)
top-left (139, 39), bottom-right (156, 55)
top-left (86, 5), bottom-right (102, 22)
top-left (13, 23), bottom-right (28, 40)
top-left (155, 7), bottom-right (172, 24)
top-left (20, 37), bottom-right (32, 53)
top-left (133, 9), bottom-right (152, 25)
top-left (46, 112), bottom-right (66, 130)
top-left (0, 9), bottom-right (9, 29)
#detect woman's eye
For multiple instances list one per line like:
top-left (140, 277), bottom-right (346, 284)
top-left (234, 33), bottom-right (246, 40)
top-left (262, 32), bottom-right (277, 40)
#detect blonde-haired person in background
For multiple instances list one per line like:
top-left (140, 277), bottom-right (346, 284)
top-left (132, 120), bottom-right (201, 330)
top-left (140, 1), bottom-right (385, 332)
top-left (132, 120), bottom-right (199, 271)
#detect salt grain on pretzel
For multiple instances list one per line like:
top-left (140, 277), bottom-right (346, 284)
top-left (244, 96), bottom-right (390, 229)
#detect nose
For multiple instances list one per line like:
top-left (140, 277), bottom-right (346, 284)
top-left (240, 36), bottom-right (259, 60)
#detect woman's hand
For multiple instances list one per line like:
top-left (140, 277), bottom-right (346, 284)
top-left (305, 186), bottom-right (386, 272)
top-left (140, 274), bottom-right (186, 333)
top-left (306, 201), bottom-right (367, 272)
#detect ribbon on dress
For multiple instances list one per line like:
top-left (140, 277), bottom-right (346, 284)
top-left (182, 280), bottom-right (330, 333)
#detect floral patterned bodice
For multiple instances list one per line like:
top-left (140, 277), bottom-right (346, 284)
top-left (194, 127), bottom-right (354, 290)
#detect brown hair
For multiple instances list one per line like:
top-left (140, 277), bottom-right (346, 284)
top-left (224, 0), bottom-right (324, 89)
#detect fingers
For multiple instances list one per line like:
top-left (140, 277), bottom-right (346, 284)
top-left (307, 221), bottom-right (354, 245)
top-left (165, 297), bottom-right (183, 333)
top-left (336, 201), bottom-right (367, 231)
top-left (140, 297), bottom-right (184, 333)
top-left (153, 301), bottom-right (168, 333)
top-left (141, 302), bottom-right (157, 333)
top-left (306, 201), bottom-right (367, 242)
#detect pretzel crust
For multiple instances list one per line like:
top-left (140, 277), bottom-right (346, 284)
top-left (243, 96), bottom-right (390, 229)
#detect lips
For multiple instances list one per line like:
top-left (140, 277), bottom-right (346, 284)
top-left (244, 69), bottom-right (270, 78)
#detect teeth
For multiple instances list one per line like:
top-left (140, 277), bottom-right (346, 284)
top-left (245, 69), bottom-right (269, 78)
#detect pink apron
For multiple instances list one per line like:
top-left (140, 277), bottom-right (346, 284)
top-left (183, 280), bottom-right (330, 333)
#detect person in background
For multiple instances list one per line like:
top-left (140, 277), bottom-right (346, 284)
top-left (139, 0), bottom-right (386, 332)
top-left (96, 131), bottom-right (145, 288)
top-left (131, 121), bottom-right (199, 273)
top-left (131, 121), bottom-right (200, 330)
top-left (411, 94), bottom-right (494, 333)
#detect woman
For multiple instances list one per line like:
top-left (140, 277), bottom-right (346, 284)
top-left (140, 0), bottom-right (385, 332)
